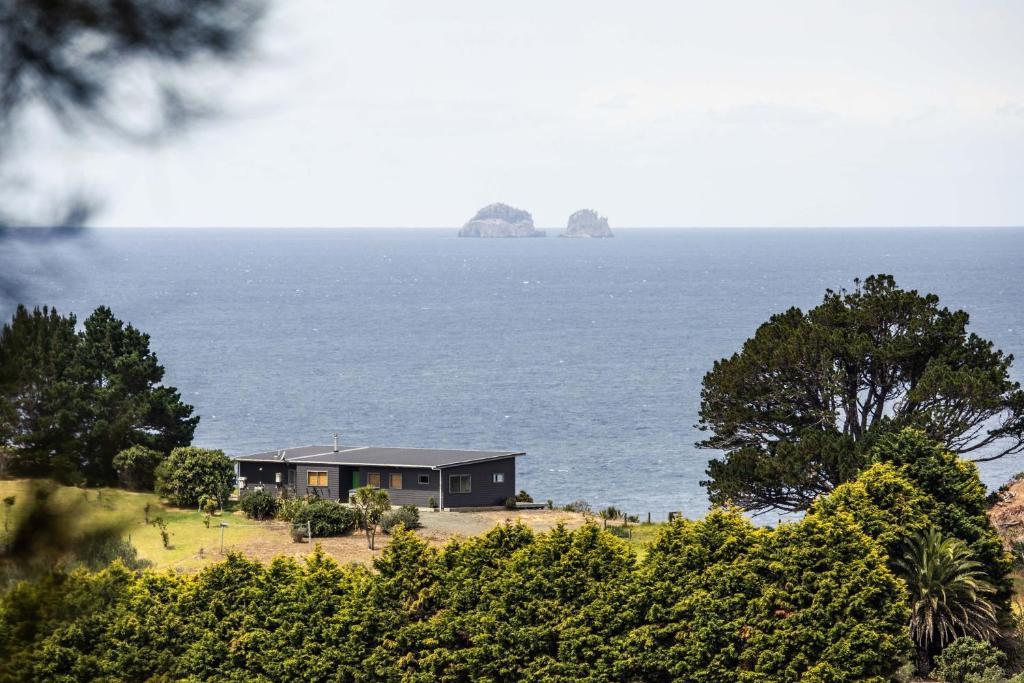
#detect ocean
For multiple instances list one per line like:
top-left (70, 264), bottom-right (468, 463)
top-left (4, 227), bottom-right (1024, 521)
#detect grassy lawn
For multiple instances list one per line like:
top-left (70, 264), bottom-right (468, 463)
top-left (0, 480), bottom-right (671, 571)
top-left (592, 520), bottom-right (664, 560)
top-left (0, 480), bottom-right (275, 572)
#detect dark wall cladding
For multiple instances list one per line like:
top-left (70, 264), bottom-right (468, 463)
top-left (237, 457), bottom-right (519, 507)
top-left (238, 461), bottom-right (289, 494)
top-left (441, 457), bottom-right (516, 507)
top-left (297, 463), bottom-right (341, 499)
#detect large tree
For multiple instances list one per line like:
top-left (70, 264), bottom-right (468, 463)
top-left (0, 304), bottom-right (197, 484)
top-left (699, 274), bottom-right (1024, 513)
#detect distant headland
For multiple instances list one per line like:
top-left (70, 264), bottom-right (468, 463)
top-left (560, 209), bottom-right (614, 238)
top-left (458, 203), bottom-right (546, 238)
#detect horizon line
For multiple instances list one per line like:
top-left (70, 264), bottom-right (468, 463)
top-left (72, 224), bottom-right (1024, 231)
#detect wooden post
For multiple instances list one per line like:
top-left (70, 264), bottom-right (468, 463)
top-left (307, 520), bottom-right (312, 544)
top-left (647, 512), bottom-right (651, 524)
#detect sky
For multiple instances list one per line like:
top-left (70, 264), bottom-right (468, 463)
top-left (26, 0), bottom-right (1024, 228)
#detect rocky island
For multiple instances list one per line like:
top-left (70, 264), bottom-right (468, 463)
top-left (560, 209), bottom-right (614, 238)
top-left (458, 203), bottom-right (546, 238)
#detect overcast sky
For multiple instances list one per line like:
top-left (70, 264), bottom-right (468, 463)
top-left (32, 1), bottom-right (1024, 228)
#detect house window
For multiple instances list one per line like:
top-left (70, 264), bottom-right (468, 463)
top-left (390, 473), bottom-right (403, 489)
top-left (492, 473), bottom-right (505, 484)
top-left (367, 472), bottom-right (381, 488)
top-left (307, 471), bottom-right (328, 487)
top-left (417, 473), bottom-right (429, 485)
top-left (449, 474), bottom-right (471, 494)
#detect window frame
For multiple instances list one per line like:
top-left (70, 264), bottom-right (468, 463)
top-left (367, 472), bottom-right (381, 488)
top-left (492, 472), bottom-right (505, 484)
top-left (390, 473), bottom-right (403, 489)
top-left (417, 473), bottom-right (430, 485)
top-left (306, 470), bottom-right (328, 488)
top-left (449, 474), bottom-right (471, 494)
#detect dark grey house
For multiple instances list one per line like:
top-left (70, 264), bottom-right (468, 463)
top-left (232, 440), bottom-right (524, 509)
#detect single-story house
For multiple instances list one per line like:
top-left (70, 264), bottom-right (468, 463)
top-left (232, 438), bottom-right (525, 509)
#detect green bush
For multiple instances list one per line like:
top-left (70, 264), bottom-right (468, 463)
top-left (381, 504), bottom-right (420, 534)
top-left (112, 445), bottom-right (164, 491)
top-left (0, 513), bottom-right (912, 683)
top-left (289, 523), bottom-right (307, 543)
top-left (71, 532), bottom-right (152, 572)
top-left (290, 499), bottom-right (358, 537)
top-left (932, 637), bottom-right (1006, 683)
top-left (154, 447), bottom-right (234, 508)
top-left (562, 500), bottom-right (591, 513)
top-left (504, 496), bottom-right (517, 510)
top-left (276, 495), bottom-right (310, 522)
top-left (515, 490), bottom-right (533, 503)
top-left (239, 490), bottom-right (278, 520)
top-left (198, 495), bottom-right (218, 515)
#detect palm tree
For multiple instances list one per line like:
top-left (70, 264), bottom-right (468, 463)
top-left (893, 526), bottom-right (999, 670)
top-left (350, 486), bottom-right (390, 550)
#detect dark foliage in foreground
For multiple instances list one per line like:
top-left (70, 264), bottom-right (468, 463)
top-left (0, 505), bottom-right (910, 682)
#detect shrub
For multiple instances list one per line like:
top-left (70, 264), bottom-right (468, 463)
top-left (276, 495), bottom-right (310, 522)
top-left (239, 490), bottom-right (278, 520)
top-left (931, 637), bottom-right (1006, 683)
top-left (504, 496), bottom-right (517, 510)
top-left (154, 447), bottom-right (234, 508)
top-left (290, 499), bottom-right (358, 537)
top-left (112, 445), bottom-right (164, 491)
top-left (72, 532), bottom-right (152, 571)
top-left (149, 516), bottom-right (171, 549)
top-left (515, 490), bottom-right (533, 503)
top-left (428, 496), bottom-right (437, 509)
top-left (289, 523), bottom-right (308, 543)
top-left (563, 500), bottom-right (591, 513)
top-left (381, 504), bottom-right (420, 534)
top-left (199, 495), bottom-right (218, 515)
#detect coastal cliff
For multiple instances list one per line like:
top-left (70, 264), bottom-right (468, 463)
top-left (560, 209), bottom-right (613, 238)
top-left (458, 203), bottom-right (546, 238)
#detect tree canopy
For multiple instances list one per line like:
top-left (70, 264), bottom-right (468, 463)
top-left (0, 304), bottom-right (197, 485)
top-left (154, 447), bottom-right (233, 507)
top-left (699, 274), bottom-right (1024, 512)
top-left (0, 514), bottom-right (911, 683)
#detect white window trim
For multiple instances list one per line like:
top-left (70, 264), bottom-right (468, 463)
top-left (492, 472), bottom-right (505, 484)
top-left (418, 473), bottom-right (430, 485)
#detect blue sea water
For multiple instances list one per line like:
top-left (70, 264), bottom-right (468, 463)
top-left (3, 227), bottom-right (1024, 521)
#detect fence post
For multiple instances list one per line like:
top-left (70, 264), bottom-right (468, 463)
top-left (307, 520), bottom-right (312, 544)
top-left (647, 511), bottom-right (651, 524)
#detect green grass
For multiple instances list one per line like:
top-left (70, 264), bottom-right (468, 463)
top-left (0, 480), bottom-right (273, 572)
top-left (596, 520), bottom-right (664, 559)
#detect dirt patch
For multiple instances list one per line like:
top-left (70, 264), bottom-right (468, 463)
top-left (228, 509), bottom-right (591, 568)
top-left (417, 508), bottom-right (589, 543)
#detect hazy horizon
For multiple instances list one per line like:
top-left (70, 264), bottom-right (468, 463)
top-left (21, 1), bottom-right (1024, 229)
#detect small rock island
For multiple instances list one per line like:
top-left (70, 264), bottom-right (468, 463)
top-left (560, 209), bottom-right (614, 238)
top-left (458, 203), bottom-right (546, 238)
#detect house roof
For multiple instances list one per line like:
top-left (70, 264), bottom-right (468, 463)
top-left (232, 444), bottom-right (524, 469)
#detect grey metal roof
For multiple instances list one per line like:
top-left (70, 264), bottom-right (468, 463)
top-left (232, 444), bottom-right (524, 469)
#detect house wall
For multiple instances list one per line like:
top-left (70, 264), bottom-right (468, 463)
top-left (237, 461), bottom-right (289, 496)
top-left (295, 463), bottom-right (341, 499)
top-left (351, 466), bottom-right (439, 506)
top-left (441, 457), bottom-right (517, 508)
top-left (237, 456), bottom-right (519, 508)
